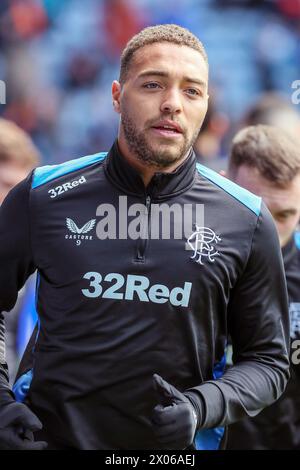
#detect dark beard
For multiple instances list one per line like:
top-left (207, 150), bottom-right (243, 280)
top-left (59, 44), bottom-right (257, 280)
top-left (121, 112), bottom-right (196, 169)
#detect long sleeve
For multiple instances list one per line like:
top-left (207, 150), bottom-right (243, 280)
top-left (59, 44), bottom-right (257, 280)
top-left (187, 202), bottom-right (290, 429)
top-left (0, 173), bottom-right (36, 395)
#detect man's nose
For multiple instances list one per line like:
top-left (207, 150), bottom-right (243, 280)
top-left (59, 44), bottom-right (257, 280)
top-left (160, 89), bottom-right (183, 114)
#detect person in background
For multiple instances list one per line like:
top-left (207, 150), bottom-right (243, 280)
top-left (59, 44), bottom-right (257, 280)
top-left (242, 92), bottom-right (300, 140)
top-left (0, 117), bottom-right (40, 383)
top-left (193, 98), bottom-right (229, 172)
top-left (226, 124), bottom-right (300, 449)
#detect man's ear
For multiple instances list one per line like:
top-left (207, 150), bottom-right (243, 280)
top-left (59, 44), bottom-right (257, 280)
top-left (112, 80), bottom-right (121, 114)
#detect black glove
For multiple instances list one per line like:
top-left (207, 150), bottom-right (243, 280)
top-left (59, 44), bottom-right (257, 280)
top-left (0, 398), bottom-right (48, 450)
top-left (151, 373), bottom-right (200, 450)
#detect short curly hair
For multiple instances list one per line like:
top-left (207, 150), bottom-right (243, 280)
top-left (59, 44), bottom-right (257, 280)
top-left (119, 24), bottom-right (208, 84)
top-left (229, 125), bottom-right (300, 187)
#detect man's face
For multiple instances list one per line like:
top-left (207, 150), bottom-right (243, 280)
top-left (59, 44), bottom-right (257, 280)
top-left (232, 165), bottom-right (300, 247)
top-left (112, 42), bottom-right (209, 168)
top-left (0, 158), bottom-right (30, 204)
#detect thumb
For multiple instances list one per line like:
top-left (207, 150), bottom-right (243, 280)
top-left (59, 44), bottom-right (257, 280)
top-left (153, 374), bottom-right (179, 406)
top-left (20, 440), bottom-right (48, 451)
top-left (15, 405), bottom-right (43, 432)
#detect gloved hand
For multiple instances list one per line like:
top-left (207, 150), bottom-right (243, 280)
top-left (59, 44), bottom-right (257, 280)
top-left (0, 399), bottom-right (48, 450)
top-left (151, 373), bottom-right (200, 450)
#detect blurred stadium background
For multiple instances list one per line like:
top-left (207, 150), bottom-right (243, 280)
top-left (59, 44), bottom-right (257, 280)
top-left (0, 0), bottom-right (299, 169)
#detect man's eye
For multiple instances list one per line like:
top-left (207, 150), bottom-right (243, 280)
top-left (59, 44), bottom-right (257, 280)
top-left (186, 88), bottom-right (200, 96)
top-left (143, 83), bottom-right (160, 89)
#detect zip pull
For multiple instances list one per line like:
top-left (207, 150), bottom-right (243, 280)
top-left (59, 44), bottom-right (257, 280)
top-left (145, 195), bottom-right (151, 214)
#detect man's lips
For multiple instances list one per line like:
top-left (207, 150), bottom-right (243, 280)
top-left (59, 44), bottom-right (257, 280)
top-left (150, 120), bottom-right (183, 138)
top-left (150, 127), bottom-right (183, 138)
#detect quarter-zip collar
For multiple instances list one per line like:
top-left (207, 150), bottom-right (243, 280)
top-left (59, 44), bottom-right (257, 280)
top-left (104, 140), bottom-right (196, 200)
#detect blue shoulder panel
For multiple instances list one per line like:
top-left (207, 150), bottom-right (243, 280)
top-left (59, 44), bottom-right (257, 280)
top-left (295, 231), bottom-right (300, 250)
top-left (32, 152), bottom-right (107, 189)
top-left (196, 163), bottom-right (262, 217)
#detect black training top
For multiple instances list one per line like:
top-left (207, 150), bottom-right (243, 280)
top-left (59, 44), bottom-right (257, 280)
top-left (0, 142), bottom-right (290, 449)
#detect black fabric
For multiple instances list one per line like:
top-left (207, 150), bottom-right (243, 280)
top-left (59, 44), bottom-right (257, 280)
top-left (151, 374), bottom-right (199, 449)
top-left (227, 233), bottom-right (300, 449)
top-left (0, 142), bottom-right (290, 449)
top-left (0, 400), bottom-right (47, 450)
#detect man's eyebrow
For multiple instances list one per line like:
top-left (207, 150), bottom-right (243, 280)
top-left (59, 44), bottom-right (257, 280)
top-left (277, 208), bottom-right (297, 215)
top-left (137, 70), bottom-right (206, 87)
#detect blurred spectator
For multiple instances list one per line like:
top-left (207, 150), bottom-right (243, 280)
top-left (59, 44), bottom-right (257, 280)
top-left (0, 117), bottom-right (39, 203)
top-left (277, 0), bottom-right (300, 20)
top-left (0, 118), bottom-right (40, 383)
top-left (193, 99), bottom-right (230, 171)
top-left (9, 0), bottom-right (48, 40)
top-left (103, 0), bottom-right (146, 57)
top-left (242, 92), bottom-right (300, 138)
top-left (214, 1), bottom-right (273, 9)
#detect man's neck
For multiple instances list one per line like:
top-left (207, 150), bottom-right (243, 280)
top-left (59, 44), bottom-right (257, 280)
top-left (117, 137), bottom-right (192, 187)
